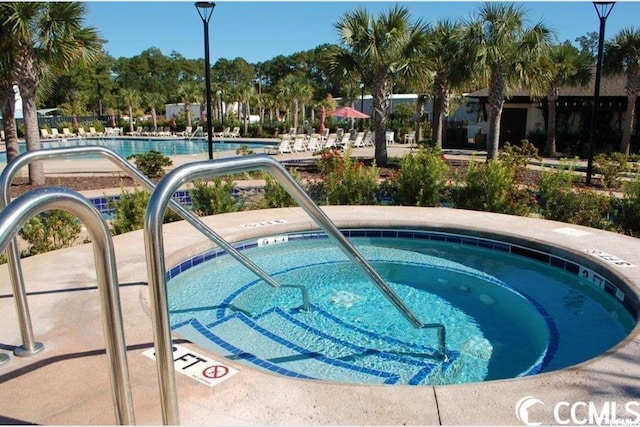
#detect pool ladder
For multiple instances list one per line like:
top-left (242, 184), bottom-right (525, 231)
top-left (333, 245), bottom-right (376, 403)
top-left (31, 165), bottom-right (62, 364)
top-left (0, 147), bottom-right (446, 425)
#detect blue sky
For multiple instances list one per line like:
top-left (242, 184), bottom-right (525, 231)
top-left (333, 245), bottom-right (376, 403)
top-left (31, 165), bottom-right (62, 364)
top-left (84, 1), bottom-right (640, 64)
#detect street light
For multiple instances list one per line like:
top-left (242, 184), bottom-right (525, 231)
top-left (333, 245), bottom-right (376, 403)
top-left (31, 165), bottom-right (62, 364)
top-left (195, 1), bottom-right (216, 160)
top-left (359, 82), bottom-right (365, 131)
top-left (586, 1), bottom-right (615, 185)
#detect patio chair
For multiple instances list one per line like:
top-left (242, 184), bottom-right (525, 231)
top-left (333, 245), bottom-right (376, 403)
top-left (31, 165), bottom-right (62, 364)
top-left (228, 127), bottom-right (241, 138)
top-left (306, 134), bottom-right (322, 152)
top-left (353, 132), bottom-right (366, 148)
top-left (50, 128), bottom-right (62, 139)
top-left (264, 135), bottom-right (293, 155)
top-left (40, 128), bottom-right (53, 139)
top-left (292, 135), bottom-right (308, 152)
top-left (404, 131), bottom-right (416, 145)
top-left (385, 131), bottom-right (395, 145)
top-left (88, 127), bottom-right (100, 137)
top-left (324, 133), bottom-right (338, 149)
top-left (62, 127), bottom-right (76, 138)
top-left (77, 127), bottom-right (86, 138)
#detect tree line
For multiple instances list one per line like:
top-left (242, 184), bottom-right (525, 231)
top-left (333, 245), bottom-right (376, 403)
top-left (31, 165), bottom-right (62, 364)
top-left (1, 2), bottom-right (639, 185)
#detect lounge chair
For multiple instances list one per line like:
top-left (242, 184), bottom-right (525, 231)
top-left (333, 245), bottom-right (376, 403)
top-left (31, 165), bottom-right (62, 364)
top-left (218, 127), bottom-right (231, 138)
top-left (324, 133), bottom-right (338, 149)
top-left (62, 127), bottom-right (76, 138)
top-left (306, 134), bottom-right (322, 152)
top-left (292, 135), bottom-right (308, 152)
top-left (353, 132), bottom-right (366, 148)
top-left (228, 127), bottom-right (241, 138)
top-left (40, 128), bottom-right (53, 139)
top-left (77, 127), bottom-right (86, 138)
top-left (50, 128), bottom-right (62, 139)
top-left (265, 135), bottom-right (293, 155)
top-left (88, 127), bottom-right (100, 137)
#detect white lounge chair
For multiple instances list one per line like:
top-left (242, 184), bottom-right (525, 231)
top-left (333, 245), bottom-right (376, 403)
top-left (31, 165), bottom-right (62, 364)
top-left (324, 133), bottom-right (338, 149)
top-left (40, 128), bottom-right (53, 139)
top-left (292, 135), bottom-right (308, 152)
top-left (265, 135), bottom-right (293, 154)
top-left (228, 127), bottom-right (241, 138)
top-left (62, 127), bottom-right (76, 138)
top-left (306, 134), bottom-right (322, 152)
top-left (353, 132), bottom-right (366, 147)
top-left (50, 128), bottom-right (63, 139)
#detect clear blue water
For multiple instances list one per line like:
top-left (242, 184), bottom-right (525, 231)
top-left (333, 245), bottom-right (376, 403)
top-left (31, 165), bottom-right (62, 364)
top-left (0, 138), bottom-right (269, 162)
top-left (167, 236), bottom-right (635, 386)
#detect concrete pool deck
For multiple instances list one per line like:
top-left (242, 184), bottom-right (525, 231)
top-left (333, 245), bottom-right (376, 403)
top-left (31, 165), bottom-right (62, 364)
top-left (0, 205), bottom-right (639, 425)
top-left (0, 143), bottom-right (638, 425)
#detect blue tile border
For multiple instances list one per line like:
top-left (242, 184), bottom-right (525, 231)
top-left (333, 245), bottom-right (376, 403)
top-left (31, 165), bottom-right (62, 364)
top-left (166, 228), bottom-right (638, 320)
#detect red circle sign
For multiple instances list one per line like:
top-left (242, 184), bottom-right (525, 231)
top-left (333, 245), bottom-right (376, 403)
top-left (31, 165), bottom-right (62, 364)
top-left (202, 365), bottom-right (229, 379)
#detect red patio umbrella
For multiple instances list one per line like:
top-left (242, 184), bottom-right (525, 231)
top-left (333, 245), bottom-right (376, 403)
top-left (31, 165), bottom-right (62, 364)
top-left (329, 106), bottom-right (370, 119)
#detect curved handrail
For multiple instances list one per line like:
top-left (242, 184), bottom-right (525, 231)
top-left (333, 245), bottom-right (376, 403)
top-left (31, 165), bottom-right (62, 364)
top-left (0, 146), bottom-right (282, 356)
top-left (144, 154), bottom-right (444, 425)
top-left (0, 187), bottom-right (134, 424)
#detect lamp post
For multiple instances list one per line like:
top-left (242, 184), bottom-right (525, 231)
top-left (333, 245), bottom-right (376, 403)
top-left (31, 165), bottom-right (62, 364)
top-left (195, 1), bottom-right (216, 160)
top-left (359, 82), bottom-right (365, 131)
top-left (586, 1), bottom-right (614, 185)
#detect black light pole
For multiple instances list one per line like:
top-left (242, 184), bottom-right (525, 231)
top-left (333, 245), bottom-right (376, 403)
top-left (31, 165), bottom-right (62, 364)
top-left (195, 1), bottom-right (216, 160)
top-left (586, 1), bottom-right (614, 185)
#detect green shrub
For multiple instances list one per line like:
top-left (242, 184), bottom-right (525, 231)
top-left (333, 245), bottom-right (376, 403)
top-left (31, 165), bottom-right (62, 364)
top-left (110, 186), bottom-right (150, 235)
top-left (19, 210), bottom-right (82, 256)
top-left (127, 150), bottom-right (173, 178)
top-left (538, 160), bottom-right (614, 230)
top-left (452, 159), bottom-right (532, 216)
top-left (386, 147), bottom-right (448, 206)
top-left (615, 174), bottom-right (640, 236)
top-left (189, 177), bottom-right (240, 216)
top-left (594, 152), bottom-right (628, 189)
top-left (235, 145), bottom-right (255, 156)
top-left (262, 174), bottom-right (297, 208)
top-left (317, 147), bottom-right (379, 205)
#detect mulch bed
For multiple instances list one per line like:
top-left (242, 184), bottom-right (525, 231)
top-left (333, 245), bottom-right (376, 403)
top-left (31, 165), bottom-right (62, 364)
top-left (7, 158), bottom-right (613, 200)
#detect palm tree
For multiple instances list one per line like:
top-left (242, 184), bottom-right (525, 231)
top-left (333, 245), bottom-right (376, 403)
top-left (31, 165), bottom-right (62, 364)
top-left (0, 6), bottom-right (20, 163)
top-left (425, 20), bottom-right (479, 149)
top-left (120, 88), bottom-right (140, 134)
top-left (177, 81), bottom-right (202, 128)
top-left (237, 83), bottom-right (255, 135)
top-left (145, 92), bottom-right (166, 134)
top-left (465, 2), bottom-right (552, 160)
top-left (278, 74), bottom-right (312, 131)
top-left (2, 2), bottom-right (101, 185)
top-left (333, 6), bottom-right (430, 166)
top-left (340, 83), bottom-right (361, 130)
top-left (604, 27), bottom-right (640, 155)
top-left (541, 43), bottom-right (592, 155)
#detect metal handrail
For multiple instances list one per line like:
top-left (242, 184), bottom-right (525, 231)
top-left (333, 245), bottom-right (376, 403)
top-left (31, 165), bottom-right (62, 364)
top-left (0, 187), bottom-right (134, 424)
top-left (144, 155), bottom-right (446, 425)
top-left (0, 146), bottom-right (283, 356)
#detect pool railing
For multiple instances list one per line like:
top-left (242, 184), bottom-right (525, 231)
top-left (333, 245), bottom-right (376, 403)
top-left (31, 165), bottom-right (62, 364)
top-left (144, 155), bottom-right (447, 424)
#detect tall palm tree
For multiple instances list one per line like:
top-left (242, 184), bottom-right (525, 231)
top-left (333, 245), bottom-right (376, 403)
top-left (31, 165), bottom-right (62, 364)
top-left (541, 43), bottom-right (592, 155)
top-left (237, 83), bottom-right (255, 135)
top-left (278, 74), bottom-right (312, 131)
top-left (340, 83), bottom-right (361, 130)
top-left (177, 81), bottom-right (202, 128)
top-left (604, 27), bottom-right (640, 155)
top-left (333, 6), bottom-right (430, 166)
top-left (465, 2), bottom-right (552, 160)
top-left (120, 88), bottom-right (140, 134)
top-left (0, 5), bottom-right (20, 163)
top-left (425, 20), bottom-right (479, 149)
top-left (2, 2), bottom-right (101, 185)
top-left (144, 92), bottom-right (166, 134)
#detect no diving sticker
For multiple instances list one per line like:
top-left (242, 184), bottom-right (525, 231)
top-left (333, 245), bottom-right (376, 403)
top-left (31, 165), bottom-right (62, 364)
top-left (143, 344), bottom-right (239, 387)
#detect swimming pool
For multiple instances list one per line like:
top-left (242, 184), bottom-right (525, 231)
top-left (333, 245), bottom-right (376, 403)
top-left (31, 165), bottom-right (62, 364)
top-left (167, 229), bottom-right (636, 386)
top-left (0, 137), bottom-right (269, 162)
